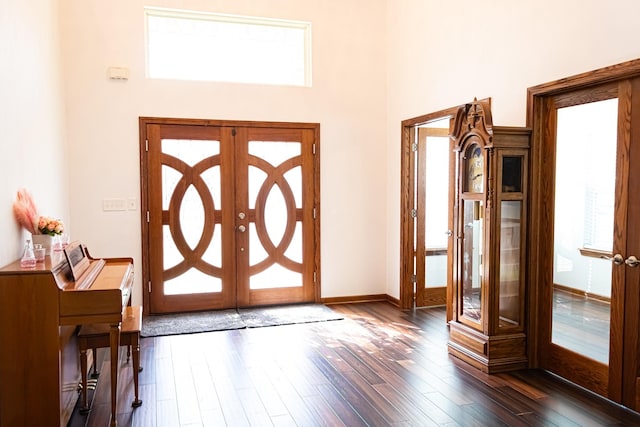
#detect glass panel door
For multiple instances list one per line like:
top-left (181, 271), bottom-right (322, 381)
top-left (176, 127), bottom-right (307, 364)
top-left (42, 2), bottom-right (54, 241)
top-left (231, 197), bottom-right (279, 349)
top-left (461, 199), bottom-right (483, 323)
top-left (235, 127), bottom-right (316, 307)
top-left (531, 67), bottom-right (640, 408)
top-left (145, 123), bottom-right (317, 313)
top-left (147, 124), bottom-right (236, 313)
top-left (552, 98), bottom-right (618, 365)
top-left (415, 118), bottom-right (453, 307)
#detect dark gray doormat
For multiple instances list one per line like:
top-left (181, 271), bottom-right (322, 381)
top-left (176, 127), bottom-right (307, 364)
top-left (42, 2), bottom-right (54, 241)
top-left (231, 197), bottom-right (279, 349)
top-left (141, 309), bottom-right (243, 337)
top-left (141, 304), bottom-right (343, 338)
top-left (239, 303), bottom-right (343, 328)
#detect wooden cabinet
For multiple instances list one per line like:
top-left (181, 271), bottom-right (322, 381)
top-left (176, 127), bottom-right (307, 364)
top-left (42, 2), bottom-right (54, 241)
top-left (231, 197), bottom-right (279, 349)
top-left (447, 99), bottom-right (530, 373)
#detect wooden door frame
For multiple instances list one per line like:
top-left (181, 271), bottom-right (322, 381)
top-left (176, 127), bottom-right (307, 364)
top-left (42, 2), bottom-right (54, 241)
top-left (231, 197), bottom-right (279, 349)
top-left (138, 117), bottom-right (321, 316)
top-left (527, 58), bottom-right (640, 407)
top-left (400, 105), bottom-right (460, 312)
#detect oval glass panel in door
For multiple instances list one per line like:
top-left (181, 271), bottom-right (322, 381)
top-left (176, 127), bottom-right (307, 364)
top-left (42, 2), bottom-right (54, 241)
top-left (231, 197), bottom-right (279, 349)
top-left (248, 140), bottom-right (303, 290)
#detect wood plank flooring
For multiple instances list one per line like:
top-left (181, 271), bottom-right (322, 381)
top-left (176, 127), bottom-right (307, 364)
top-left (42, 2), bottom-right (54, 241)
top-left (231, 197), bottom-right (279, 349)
top-left (79, 302), bottom-right (640, 426)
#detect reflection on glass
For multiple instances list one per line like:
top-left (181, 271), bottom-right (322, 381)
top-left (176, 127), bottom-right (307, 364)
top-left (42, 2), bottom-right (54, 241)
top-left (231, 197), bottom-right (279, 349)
top-left (426, 255), bottom-right (447, 287)
top-left (462, 200), bottom-right (483, 322)
top-left (162, 139), bottom-right (221, 209)
top-left (424, 132), bottom-right (449, 289)
top-left (466, 144), bottom-right (484, 193)
top-left (164, 268), bottom-right (222, 295)
top-left (552, 98), bottom-right (617, 364)
top-left (163, 223), bottom-right (221, 295)
top-left (499, 201), bottom-right (521, 327)
top-left (502, 157), bottom-right (522, 193)
top-left (180, 185), bottom-right (205, 250)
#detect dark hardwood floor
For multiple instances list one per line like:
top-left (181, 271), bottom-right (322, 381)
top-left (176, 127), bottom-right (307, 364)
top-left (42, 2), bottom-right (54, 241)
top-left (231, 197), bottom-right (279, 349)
top-left (79, 302), bottom-right (640, 426)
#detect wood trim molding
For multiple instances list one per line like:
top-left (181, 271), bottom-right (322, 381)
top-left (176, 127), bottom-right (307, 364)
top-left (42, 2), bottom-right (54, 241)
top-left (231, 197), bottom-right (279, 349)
top-left (553, 283), bottom-right (611, 304)
top-left (399, 105), bottom-right (464, 311)
top-left (322, 294), bottom-right (399, 307)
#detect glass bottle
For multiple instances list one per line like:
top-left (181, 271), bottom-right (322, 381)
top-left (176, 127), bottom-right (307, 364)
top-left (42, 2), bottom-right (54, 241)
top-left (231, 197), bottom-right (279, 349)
top-left (20, 239), bottom-right (37, 269)
top-left (33, 243), bottom-right (46, 262)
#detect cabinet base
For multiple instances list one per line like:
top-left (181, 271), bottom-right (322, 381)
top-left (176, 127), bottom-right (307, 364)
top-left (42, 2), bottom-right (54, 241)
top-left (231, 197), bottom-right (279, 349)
top-left (448, 322), bottom-right (528, 373)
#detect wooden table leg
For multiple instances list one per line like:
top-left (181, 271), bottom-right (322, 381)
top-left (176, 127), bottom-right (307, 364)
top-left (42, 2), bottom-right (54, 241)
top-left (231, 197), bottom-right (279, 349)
top-left (109, 323), bottom-right (120, 427)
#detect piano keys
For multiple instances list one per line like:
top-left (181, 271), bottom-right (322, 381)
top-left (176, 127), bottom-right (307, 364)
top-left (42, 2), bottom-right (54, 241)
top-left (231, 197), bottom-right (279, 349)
top-left (0, 248), bottom-right (134, 426)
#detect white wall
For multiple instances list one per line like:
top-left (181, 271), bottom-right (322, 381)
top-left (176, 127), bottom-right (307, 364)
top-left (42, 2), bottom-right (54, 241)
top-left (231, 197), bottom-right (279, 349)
top-left (384, 0), bottom-right (640, 298)
top-left (1, 0), bottom-right (68, 267)
top-left (6, 1), bottom-right (637, 305)
top-left (59, 0), bottom-right (388, 305)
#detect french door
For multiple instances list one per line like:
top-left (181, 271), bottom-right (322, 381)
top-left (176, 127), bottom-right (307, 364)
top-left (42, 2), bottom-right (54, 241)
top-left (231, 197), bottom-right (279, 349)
top-left (414, 118), bottom-right (454, 308)
top-left (140, 119), bottom-right (319, 314)
top-left (532, 76), bottom-right (640, 409)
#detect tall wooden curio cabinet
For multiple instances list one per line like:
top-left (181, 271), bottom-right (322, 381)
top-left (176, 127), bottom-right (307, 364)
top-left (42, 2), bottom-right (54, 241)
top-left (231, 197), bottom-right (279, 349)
top-left (447, 99), bottom-right (530, 373)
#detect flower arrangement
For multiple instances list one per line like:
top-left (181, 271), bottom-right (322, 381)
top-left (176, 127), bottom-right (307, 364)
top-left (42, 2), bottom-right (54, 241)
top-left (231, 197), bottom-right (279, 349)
top-left (13, 188), bottom-right (64, 235)
top-left (37, 216), bottom-right (65, 236)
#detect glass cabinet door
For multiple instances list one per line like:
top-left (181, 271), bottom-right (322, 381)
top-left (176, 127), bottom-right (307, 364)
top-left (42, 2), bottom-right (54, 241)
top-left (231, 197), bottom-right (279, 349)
top-left (498, 200), bottom-right (522, 327)
top-left (461, 199), bottom-right (483, 323)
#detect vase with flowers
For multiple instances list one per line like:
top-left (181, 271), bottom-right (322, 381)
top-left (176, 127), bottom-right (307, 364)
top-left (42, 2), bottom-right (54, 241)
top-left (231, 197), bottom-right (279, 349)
top-left (13, 188), bottom-right (65, 256)
top-left (37, 216), bottom-right (65, 251)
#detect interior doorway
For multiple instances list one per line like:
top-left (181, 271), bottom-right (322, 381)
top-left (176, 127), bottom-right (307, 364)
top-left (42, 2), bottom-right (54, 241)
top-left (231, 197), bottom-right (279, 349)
top-left (400, 104), bottom-right (465, 312)
top-left (139, 118), bottom-right (320, 314)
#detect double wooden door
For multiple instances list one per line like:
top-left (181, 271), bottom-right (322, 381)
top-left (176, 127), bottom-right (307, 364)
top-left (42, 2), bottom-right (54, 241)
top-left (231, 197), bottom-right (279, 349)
top-left (531, 74), bottom-right (640, 409)
top-left (141, 119), bottom-right (319, 314)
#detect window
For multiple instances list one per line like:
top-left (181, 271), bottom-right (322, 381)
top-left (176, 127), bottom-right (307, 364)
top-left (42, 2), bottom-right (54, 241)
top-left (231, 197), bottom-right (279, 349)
top-left (145, 7), bottom-right (312, 86)
top-left (555, 98), bottom-right (617, 257)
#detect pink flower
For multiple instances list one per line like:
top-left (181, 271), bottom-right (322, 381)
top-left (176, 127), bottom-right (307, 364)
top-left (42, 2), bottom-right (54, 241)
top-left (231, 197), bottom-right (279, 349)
top-left (13, 189), bottom-right (38, 234)
top-left (37, 216), bottom-right (64, 236)
top-left (13, 189), bottom-right (64, 236)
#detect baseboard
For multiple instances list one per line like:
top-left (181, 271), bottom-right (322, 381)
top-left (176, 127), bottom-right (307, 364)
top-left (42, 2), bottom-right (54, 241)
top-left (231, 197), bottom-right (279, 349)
top-left (554, 283), bottom-right (610, 304)
top-left (322, 294), bottom-right (399, 307)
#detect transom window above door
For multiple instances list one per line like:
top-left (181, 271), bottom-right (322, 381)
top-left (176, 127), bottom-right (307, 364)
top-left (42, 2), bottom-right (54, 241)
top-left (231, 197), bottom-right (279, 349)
top-left (144, 7), bottom-right (312, 86)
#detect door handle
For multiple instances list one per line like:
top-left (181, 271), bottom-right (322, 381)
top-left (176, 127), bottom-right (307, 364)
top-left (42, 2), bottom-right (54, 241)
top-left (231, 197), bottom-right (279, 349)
top-left (238, 225), bottom-right (246, 233)
top-left (601, 253), bottom-right (624, 265)
top-left (625, 255), bottom-right (640, 267)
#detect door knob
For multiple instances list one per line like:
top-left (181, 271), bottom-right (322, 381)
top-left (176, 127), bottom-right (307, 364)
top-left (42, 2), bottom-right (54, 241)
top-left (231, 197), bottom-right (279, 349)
top-left (238, 225), bottom-right (246, 232)
top-left (625, 255), bottom-right (640, 267)
top-left (238, 212), bottom-right (246, 219)
top-left (601, 253), bottom-right (624, 265)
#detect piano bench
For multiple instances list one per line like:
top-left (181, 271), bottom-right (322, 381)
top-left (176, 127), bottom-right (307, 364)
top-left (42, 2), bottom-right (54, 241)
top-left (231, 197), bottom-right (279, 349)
top-left (77, 305), bottom-right (143, 413)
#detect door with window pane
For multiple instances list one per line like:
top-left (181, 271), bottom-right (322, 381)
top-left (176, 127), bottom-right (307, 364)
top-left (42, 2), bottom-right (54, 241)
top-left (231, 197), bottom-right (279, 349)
top-left (142, 120), bottom-right (318, 314)
top-left (534, 78), bottom-right (640, 408)
top-left (415, 119), bottom-right (454, 308)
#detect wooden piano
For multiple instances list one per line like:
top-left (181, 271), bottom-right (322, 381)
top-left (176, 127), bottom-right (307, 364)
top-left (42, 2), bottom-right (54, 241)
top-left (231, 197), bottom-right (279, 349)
top-left (0, 245), bottom-right (134, 427)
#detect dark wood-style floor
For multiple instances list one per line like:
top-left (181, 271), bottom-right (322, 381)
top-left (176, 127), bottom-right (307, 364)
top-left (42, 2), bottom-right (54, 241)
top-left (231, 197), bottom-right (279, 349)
top-left (80, 302), bottom-right (640, 426)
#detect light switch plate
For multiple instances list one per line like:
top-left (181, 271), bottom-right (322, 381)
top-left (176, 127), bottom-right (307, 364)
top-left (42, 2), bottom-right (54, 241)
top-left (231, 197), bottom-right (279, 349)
top-left (103, 198), bottom-right (127, 211)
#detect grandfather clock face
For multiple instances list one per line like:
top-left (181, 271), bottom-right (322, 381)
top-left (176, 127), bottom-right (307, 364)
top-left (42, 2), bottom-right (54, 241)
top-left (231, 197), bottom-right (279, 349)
top-left (466, 145), bottom-right (484, 193)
